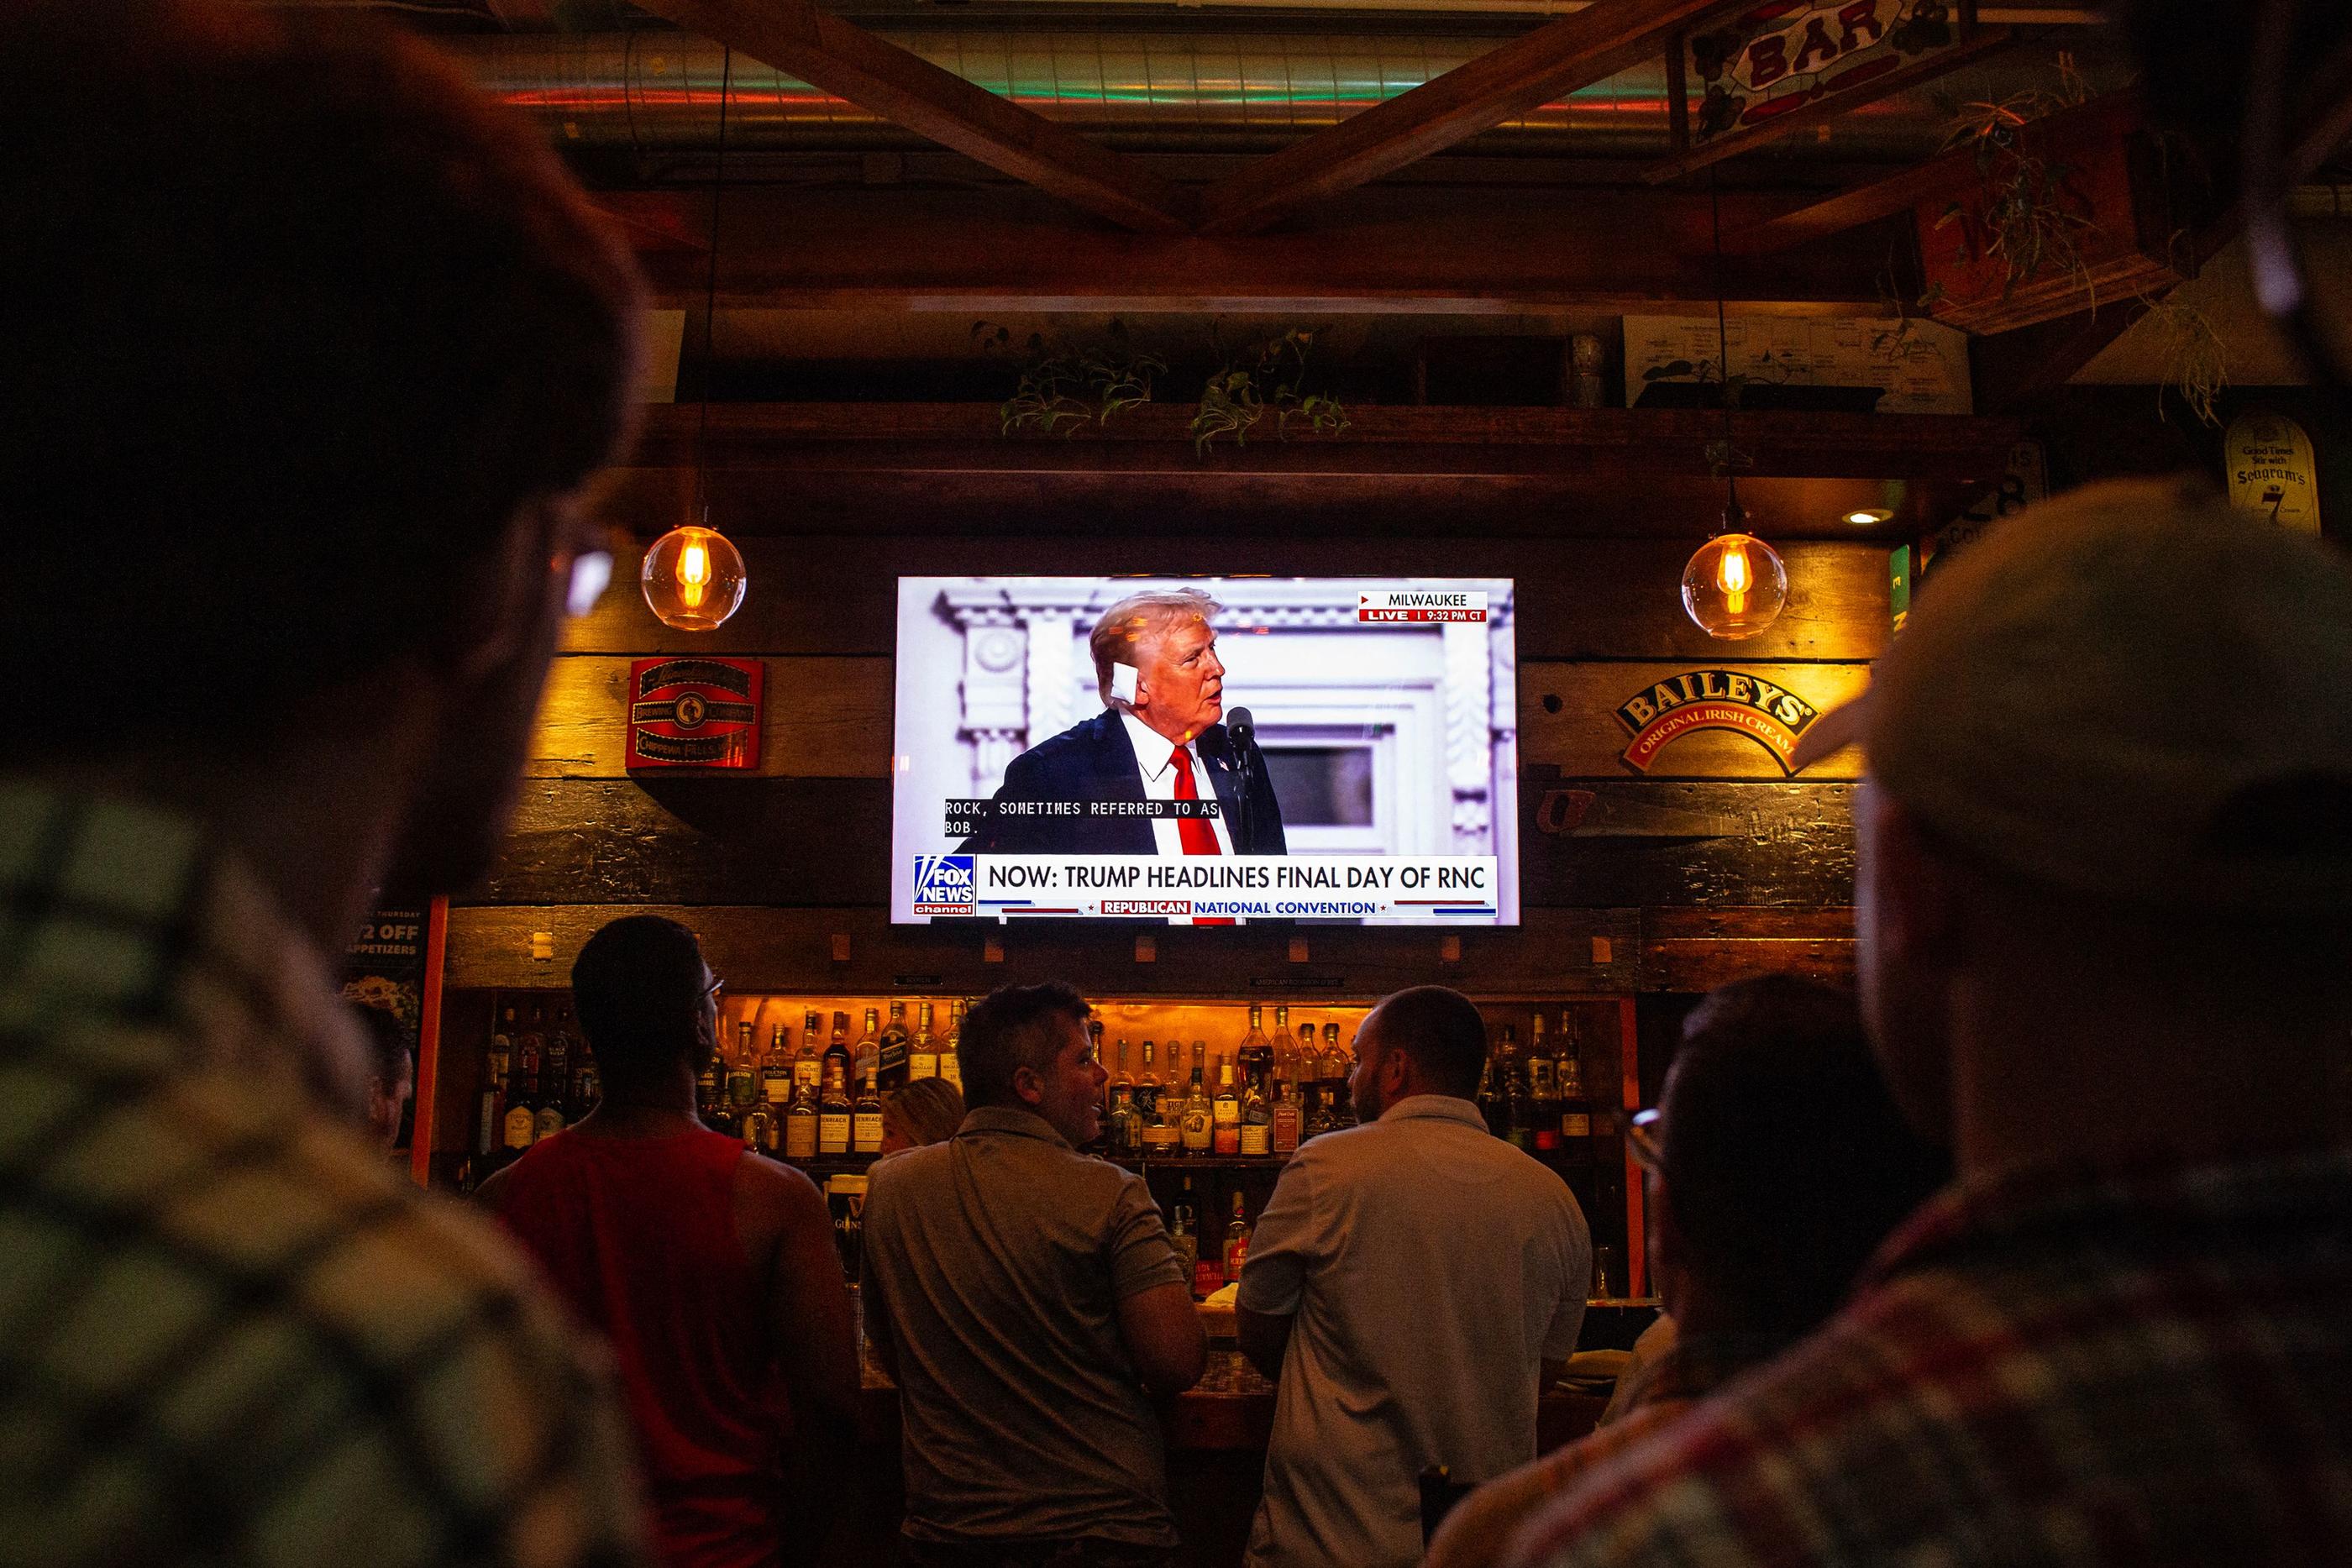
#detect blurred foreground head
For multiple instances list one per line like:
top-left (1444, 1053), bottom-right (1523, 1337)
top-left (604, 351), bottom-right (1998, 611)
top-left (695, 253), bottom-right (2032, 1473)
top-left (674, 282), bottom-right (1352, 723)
top-left (1795, 480), bottom-right (2352, 1160)
top-left (0, 1), bottom-right (642, 894)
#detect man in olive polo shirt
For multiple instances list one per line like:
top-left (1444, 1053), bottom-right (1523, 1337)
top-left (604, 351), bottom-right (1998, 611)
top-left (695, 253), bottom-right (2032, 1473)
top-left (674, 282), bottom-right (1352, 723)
top-left (862, 981), bottom-right (1207, 1568)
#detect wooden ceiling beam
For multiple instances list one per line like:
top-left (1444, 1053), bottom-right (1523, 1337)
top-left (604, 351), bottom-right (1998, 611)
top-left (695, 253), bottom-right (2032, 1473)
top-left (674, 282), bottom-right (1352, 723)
top-left (1190, 0), bottom-right (1743, 238)
top-left (606, 182), bottom-right (1908, 313)
top-left (627, 0), bottom-right (1193, 234)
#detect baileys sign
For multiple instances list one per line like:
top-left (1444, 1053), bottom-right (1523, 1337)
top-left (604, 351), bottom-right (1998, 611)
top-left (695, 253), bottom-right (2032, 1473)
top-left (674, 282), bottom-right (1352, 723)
top-left (1614, 669), bottom-right (1820, 775)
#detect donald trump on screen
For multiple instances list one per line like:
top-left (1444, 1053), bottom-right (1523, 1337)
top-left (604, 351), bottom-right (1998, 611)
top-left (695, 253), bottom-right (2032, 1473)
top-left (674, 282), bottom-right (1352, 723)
top-left (956, 587), bottom-right (1288, 857)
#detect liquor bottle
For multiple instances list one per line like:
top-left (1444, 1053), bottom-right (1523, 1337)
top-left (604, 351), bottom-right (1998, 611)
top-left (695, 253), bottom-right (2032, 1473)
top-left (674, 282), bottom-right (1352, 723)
top-left (782, 1075), bottom-right (818, 1161)
top-left (479, 1004), bottom-right (514, 1156)
top-left (1213, 1062), bottom-right (1242, 1155)
top-left (762, 1024), bottom-right (794, 1113)
top-left (1326, 1023), bottom-right (1357, 1128)
top-left (1271, 1076), bottom-right (1302, 1154)
top-left (795, 1009), bottom-right (824, 1095)
top-left (727, 1023), bottom-right (759, 1114)
top-left (1496, 1025), bottom-right (1531, 1151)
top-left (533, 1083), bottom-right (565, 1143)
top-left (1109, 1039), bottom-right (1137, 1154)
top-left (741, 1098), bottom-right (775, 1156)
top-left (1526, 1010), bottom-right (1561, 1152)
top-left (571, 1042), bottom-right (600, 1121)
top-left (543, 1006), bottom-right (571, 1120)
top-left (877, 1000), bottom-right (912, 1092)
top-left (853, 1008), bottom-right (881, 1089)
top-left (817, 1057), bottom-right (852, 1155)
top-left (1223, 1190), bottom-right (1252, 1282)
top-left (852, 1064), bottom-right (885, 1154)
top-left (1134, 1040), bottom-right (1161, 1127)
top-left (1557, 1011), bottom-right (1593, 1146)
top-left (1237, 1004), bottom-right (1273, 1087)
top-left (1239, 1065), bottom-right (1272, 1156)
top-left (502, 1030), bottom-right (540, 1153)
top-left (1141, 1044), bottom-right (1181, 1156)
top-left (824, 1012), bottom-right (852, 1094)
top-left (696, 1048), bottom-right (723, 1126)
top-left (911, 1001), bottom-right (940, 1081)
top-left (940, 999), bottom-right (965, 1090)
top-left (1169, 1179), bottom-right (1200, 1291)
top-left (1180, 1045), bottom-right (1213, 1156)
top-left (518, 1003), bottom-right (546, 1082)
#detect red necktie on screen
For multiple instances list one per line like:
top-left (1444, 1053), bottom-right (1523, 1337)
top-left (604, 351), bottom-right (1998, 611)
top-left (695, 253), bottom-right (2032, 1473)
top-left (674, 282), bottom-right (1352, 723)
top-left (1170, 744), bottom-right (1235, 924)
top-left (1169, 745), bottom-right (1221, 854)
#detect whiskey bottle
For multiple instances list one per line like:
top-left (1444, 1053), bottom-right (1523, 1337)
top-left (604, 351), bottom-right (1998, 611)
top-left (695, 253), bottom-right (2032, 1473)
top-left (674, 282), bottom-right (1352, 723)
top-left (1271, 1076), bottom-right (1302, 1154)
top-left (696, 1049), bottom-right (723, 1126)
top-left (1180, 1045), bottom-right (1213, 1156)
top-left (1213, 1062), bottom-right (1242, 1156)
top-left (911, 1001), bottom-right (940, 1081)
top-left (1239, 1066), bottom-right (1272, 1156)
top-left (1134, 1040), bottom-right (1161, 1127)
top-left (1169, 1179), bottom-right (1200, 1290)
top-left (543, 1007), bottom-right (572, 1121)
top-left (1237, 1004), bottom-right (1273, 1087)
top-left (1557, 1011), bottom-right (1593, 1146)
top-left (1320, 1023), bottom-right (1347, 1122)
top-left (762, 1024), bottom-right (794, 1113)
top-left (502, 1033), bottom-right (540, 1153)
top-left (877, 1000), bottom-right (912, 1092)
top-left (795, 1009), bottom-right (824, 1096)
top-left (851, 1063), bottom-right (885, 1154)
top-left (1526, 1010), bottom-right (1561, 1152)
top-left (823, 1012), bottom-right (852, 1093)
top-left (853, 1008), bottom-right (881, 1089)
top-left (1223, 1190), bottom-right (1253, 1282)
top-left (1109, 1039), bottom-right (1137, 1154)
top-left (817, 1058), bottom-right (852, 1155)
top-left (478, 1004), bottom-right (514, 1156)
top-left (1140, 1043), bottom-right (1181, 1156)
top-left (741, 1099), bottom-right (776, 1155)
top-left (940, 999), bottom-right (965, 1090)
top-left (784, 1078), bottom-right (818, 1161)
top-left (727, 1023), bottom-right (759, 1114)
top-left (571, 1044), bottom-right (600, 1121)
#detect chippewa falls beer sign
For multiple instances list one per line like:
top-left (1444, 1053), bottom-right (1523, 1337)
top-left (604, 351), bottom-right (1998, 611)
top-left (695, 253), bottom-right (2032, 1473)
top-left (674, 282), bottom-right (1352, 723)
top-left (627, 656), bottom-right (764, 769)
top-left (1614, 670), bottom-right (1821, 775)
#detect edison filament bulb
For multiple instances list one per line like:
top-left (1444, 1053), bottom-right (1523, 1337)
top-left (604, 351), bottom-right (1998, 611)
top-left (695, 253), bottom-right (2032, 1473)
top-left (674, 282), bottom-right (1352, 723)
top-left (1682, 532), bottom-right (1788, 640)
top-left (641, 524), bottom-right (748, 632)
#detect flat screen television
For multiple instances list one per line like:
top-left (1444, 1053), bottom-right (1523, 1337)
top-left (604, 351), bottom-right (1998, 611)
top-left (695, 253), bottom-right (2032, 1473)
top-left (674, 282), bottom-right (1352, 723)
top-left (891, 576), bottom-right (1520, 926)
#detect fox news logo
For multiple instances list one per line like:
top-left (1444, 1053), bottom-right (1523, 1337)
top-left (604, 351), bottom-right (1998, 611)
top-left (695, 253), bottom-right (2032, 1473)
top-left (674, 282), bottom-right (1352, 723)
top-left (912, 854), bottom-right (976, 915)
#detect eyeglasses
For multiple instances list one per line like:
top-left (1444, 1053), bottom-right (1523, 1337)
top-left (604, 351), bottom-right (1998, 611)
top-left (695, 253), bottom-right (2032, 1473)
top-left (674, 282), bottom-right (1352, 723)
top-left (702, 974), bottom-right (725, 1006)
top-left (1628, 1107), bottom-right (1664, 1174)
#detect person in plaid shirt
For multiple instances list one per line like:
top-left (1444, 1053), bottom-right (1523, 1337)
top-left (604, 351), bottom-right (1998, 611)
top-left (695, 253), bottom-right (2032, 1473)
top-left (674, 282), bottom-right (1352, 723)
top-left (0, 5), bottom-right (654, 1565)
top-left (1511, 479), bottom-right (2352, 1568)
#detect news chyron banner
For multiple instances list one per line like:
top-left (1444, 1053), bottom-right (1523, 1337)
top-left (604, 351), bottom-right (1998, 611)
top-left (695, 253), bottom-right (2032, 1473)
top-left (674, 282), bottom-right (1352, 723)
top-left (912, 852), bottom-right (1501, 922)
top-left (891, 574), bottom-right (1522, 926)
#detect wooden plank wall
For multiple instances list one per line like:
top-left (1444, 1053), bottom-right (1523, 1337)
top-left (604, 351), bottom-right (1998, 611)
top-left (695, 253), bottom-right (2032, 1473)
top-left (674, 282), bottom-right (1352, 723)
top-left (451, 532), bottom-right (1872, 996)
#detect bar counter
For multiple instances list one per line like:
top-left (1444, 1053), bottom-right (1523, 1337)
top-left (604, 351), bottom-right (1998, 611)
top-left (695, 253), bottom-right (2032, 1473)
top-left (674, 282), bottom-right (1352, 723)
top-left (826, 1298), bottom-right (1658, 1566)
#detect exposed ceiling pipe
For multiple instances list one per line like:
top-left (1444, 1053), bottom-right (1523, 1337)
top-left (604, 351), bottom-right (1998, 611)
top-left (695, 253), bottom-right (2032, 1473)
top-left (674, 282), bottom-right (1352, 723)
top-left (444, 29), bottom-right (2128, 160)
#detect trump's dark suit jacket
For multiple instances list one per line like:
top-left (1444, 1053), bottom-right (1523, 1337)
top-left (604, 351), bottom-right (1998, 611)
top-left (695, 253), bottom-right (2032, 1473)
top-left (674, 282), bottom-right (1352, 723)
top-left (957, 710), bottom-right (1288, 856)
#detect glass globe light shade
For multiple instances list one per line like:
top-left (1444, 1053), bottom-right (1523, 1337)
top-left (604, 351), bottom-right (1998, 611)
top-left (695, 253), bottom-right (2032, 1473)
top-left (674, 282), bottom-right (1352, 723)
top-left (1682, 532), bottom-right (1788, 640)
top-left (640, 524), bottom-right (748, 632)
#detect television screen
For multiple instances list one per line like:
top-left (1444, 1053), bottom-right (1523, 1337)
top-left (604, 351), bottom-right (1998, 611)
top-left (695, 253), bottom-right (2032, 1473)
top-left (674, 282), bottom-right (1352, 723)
top-left (891, 576), bottom-right (1520, 926)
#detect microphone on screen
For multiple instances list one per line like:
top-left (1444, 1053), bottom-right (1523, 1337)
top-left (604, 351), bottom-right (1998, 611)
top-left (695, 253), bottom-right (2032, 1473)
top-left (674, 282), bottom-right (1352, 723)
top-left (1228, 707), bottom-right (1255, 748)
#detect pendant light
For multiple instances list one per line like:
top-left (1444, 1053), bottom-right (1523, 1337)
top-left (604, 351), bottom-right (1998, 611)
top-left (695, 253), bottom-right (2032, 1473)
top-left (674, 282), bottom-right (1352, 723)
top-left (643, 47), bottom-right (747, 632)
top-left (1682, 176), bottom-right (1787, 641)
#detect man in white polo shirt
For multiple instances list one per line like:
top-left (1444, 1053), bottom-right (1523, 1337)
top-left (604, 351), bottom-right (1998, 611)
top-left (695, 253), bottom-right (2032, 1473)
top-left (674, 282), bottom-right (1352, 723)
top-left (1237, 985), bottom-right (1590, 1568)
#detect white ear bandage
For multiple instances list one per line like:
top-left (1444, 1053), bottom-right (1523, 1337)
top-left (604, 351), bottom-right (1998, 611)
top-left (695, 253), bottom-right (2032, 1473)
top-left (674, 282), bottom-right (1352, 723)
top-left (1109, 662), bottom-right (1140, 704)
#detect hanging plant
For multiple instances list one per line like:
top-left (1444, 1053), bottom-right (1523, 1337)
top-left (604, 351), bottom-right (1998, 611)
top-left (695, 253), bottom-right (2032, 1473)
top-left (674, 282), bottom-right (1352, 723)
top-left (1190, 326), bottom-right (1349, 455)
top-left (1933, 54), bottom-right (2098, 303)
top-left (975, 317), bottom-right (1166, 437)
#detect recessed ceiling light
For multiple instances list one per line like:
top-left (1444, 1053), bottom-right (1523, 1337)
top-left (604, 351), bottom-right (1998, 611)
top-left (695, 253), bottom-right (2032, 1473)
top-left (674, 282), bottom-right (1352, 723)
top-left (1844, 508), bottom-right (1895, 526)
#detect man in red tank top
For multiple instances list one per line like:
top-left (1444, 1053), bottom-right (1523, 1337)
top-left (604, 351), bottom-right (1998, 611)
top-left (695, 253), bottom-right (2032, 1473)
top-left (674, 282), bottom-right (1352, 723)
top-left (483, 917), bottom-right (858, 1568)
